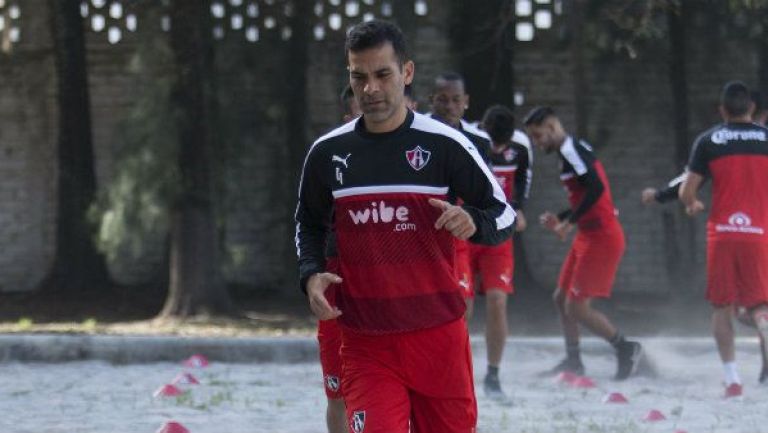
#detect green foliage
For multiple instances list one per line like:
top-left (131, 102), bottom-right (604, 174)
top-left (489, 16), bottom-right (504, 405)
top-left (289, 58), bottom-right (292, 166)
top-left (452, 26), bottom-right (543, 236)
top-left (584, 0), bottom-right (673, 60)
top-left (89, 18), bottom-right (180, 262)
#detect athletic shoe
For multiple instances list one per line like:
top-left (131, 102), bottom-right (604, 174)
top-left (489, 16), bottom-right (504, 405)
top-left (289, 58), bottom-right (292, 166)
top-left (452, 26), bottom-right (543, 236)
top-left (483, 374), bottom-right (507, 401)
top-left (724, 382), bottom-right (743, 399)
top-left (538, 357), bottom-right (585, 377)
top-left (759, 365), bottom-right (768, 384)
top-left (614, 341), bottom-right (642, 380)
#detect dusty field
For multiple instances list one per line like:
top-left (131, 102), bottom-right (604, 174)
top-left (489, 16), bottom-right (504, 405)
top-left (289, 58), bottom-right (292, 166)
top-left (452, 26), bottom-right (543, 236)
top-left (0, 337), bottom-right (766, 433)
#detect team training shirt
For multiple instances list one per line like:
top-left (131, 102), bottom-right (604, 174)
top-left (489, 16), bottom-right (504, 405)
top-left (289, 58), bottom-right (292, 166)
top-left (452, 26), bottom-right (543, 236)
top-left (296, 110), bottom-right (514, 334)
top-left (558, 136), bottom-right (620, 231)
top-left (688, 122), bottom-right (768, 242)
top-left (490, 130), bottom-right (533, 209)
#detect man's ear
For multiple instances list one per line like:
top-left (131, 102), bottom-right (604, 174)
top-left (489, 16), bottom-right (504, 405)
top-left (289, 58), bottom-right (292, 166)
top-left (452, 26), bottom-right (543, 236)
top-left (403, 60), bottom-right (415, 85)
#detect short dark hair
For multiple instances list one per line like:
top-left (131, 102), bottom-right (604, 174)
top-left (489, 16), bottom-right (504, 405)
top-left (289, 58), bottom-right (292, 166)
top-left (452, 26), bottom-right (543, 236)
top-left (435, 71), bottom-right (465, 85)
top-left (721, 81), bottom-right (751, 116)
top-left (482, 105), bottom-right (515, 143)
top-left (523, 106), bottom-right (555, 126)
top-left (345, 20), bottom-right (408, 65)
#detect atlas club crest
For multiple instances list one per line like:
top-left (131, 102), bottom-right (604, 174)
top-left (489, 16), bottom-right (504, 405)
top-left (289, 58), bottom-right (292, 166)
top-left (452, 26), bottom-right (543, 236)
top-left (405, 146), bottom-right (431, 171)
top-left (351, 410), bottom-right (366, 433)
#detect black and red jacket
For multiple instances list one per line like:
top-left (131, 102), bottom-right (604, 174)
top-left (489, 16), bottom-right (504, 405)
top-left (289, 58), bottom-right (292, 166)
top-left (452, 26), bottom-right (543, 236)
top-left (295, 111), bottom-right (514, 334)
top-left (688, 122), bottom-right (768, 242)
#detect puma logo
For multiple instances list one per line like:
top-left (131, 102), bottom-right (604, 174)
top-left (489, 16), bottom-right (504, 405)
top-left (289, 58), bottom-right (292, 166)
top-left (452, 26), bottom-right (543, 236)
top-left (332, 153), bottom-right (351, 168)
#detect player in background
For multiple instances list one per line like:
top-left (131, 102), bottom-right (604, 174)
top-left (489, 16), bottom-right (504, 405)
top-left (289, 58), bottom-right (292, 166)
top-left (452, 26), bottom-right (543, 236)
top-left (642, 90), bottom-right (768, 385)
top-left (463, 104), bottom-right (533, 399)
top-left (680, 81), bottom-right (768, 397)
top-left (296, 20), bottom-right (514, 433)
top-left (524, 106), bottom-right (642, 381)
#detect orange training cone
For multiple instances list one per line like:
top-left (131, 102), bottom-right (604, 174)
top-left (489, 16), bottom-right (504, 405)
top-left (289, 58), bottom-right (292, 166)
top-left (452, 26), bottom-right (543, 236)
top-left (155, 421), bottom-right (190, 433)
top-left (183, 354), bottom-right (210, 368)
top-left (571, 376), bottom-right (596, 389)
top-left (642, 409), bottom-right (666, 422)
top-left (602, 392), bottom-right (629, 403)
top-left (555, 371), bottom-right (579, 385)
top-left (153, 384), bottom-right (185, 398)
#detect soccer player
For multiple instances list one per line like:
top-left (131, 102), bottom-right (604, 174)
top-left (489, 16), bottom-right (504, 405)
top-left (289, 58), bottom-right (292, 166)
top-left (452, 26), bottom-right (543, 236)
top-left (430, 72), bottom-right (516, 398)
top-left (679, 81), bottom-right (768, 397)
top-left (523, 106), bottom-right (642, 381)
top-left (296, 20), bottom-right (514, 433)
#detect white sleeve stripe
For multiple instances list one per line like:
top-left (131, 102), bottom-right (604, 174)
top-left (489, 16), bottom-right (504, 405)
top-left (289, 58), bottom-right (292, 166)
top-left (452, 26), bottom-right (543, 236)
top-left (294, 119), bottom-right (357, 257)
top-left (559, 136), bottom-right (588, 176)
top-left (411, 113), bottom-right (515, 231)
top-left (667, 171), bottom-right (688, 187)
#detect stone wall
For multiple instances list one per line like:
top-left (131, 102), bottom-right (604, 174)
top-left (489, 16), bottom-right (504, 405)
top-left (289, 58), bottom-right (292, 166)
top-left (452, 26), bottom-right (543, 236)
top-left (0, 1), bottom-right (762, 297)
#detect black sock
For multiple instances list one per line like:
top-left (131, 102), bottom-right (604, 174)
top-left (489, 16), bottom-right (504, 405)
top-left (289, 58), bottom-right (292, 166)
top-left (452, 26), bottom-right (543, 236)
top-left (608, 332), bottom-right (626, 349)
top-left (566, 343), bottom-right (581, 361)
top-left (487, 365), bottom-right (499, 377)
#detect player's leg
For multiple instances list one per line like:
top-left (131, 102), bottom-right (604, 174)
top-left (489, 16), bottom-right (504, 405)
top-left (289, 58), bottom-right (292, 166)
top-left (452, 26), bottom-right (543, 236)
top-left (736, 307), bottom-right (768, 383)
top-left (754, 307), bottom-right (768, 383)
top-left (406, 319), bottom-right (477, 433)
top-left (541, 246), bottom-right (584, 376)
top-left (326, 398), bottom-right (347, 433)
top-left (341, 330), bottom-right (411, 433)
top-left (476, 241), bottom-right (513, 398)
top-left (706, 241), bottom-right (742, 396)
top-left (484, 289), bottom-right (508, 397)
top-left (569, 230), bottom-right (640, 380)
top-left (464, 296), bottom-right (475, 321)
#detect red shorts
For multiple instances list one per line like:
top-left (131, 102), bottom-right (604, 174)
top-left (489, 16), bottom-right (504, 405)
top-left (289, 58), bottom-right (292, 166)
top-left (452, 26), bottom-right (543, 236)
top-left (707, 240), bottom-right (768, 308)
top-left (318, 257), bottom-right (343, 399)
top-left (455, 240), bottom-right (473, 298)
top-left (341, 319), bottom-right (477, 433)
top-left (468, 239), bottom-right (514, 295)
top-left (558, 228), bottom-right (625, 300)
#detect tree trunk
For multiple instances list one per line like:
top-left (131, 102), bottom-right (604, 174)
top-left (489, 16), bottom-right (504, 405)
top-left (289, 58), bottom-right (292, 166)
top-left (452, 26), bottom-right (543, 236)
top-left (45, 0), bottom-right (110, 292)
top-left (569, 0), bottom-right (588, 138)
top-left (160, 0), bottom-right (232, 317)
top-left (450, 0), bottom-right (515, 120)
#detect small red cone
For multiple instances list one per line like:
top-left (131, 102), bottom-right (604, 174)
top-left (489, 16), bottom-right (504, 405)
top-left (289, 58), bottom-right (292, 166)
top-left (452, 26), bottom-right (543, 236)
top-left (172, 372), bottom-right (200, 386)
top-left (153, 384), bottom-right (185, 398)
top-left (571, 376), bottom-right (596, 388)
top-left (555, 371), bottom-right (579, 385)
top-left (155, 421), bottom-right (190, 433)
top-left (602, 392), bottom-right (629, 403)
top-left (183, 354), bottom-right (209, 368)
top-left (642, 409), bottom-right (666, 422)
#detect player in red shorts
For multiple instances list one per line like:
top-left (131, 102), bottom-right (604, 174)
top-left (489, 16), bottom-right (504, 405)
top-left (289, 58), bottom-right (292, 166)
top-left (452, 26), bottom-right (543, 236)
top-left (524, 106), bottom-right (642, 380)
top-left (297, 20), bottom-right (513, 433)
top-left (680, 81), bottom-right (768, 398)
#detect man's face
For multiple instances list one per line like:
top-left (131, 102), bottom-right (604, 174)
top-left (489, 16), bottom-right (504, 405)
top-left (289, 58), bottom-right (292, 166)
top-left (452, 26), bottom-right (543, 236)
top-left (526, 120), bottom-right (559, 154)
top-left (430, 80), bottom-right (468, 127)
top-left (348, 43), bottom-right (413, 129)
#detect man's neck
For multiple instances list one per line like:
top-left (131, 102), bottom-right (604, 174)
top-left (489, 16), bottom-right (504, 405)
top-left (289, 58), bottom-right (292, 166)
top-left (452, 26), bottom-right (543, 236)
top-left (724, 115), bottom-right (753, 124)
top-left (365, 105), bottom-right (408, 134)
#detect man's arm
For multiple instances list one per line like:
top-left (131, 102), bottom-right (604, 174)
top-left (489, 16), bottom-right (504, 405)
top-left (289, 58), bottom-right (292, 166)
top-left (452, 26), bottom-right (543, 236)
top-left (679, 171), bottom-right (706, 215)
top-left (450, 138), bottom-right (515, 245)
top-left (511, 142), bottom-right (532, 210)
top-left (295, 147), bottom-right (332, 293)
top-left (568, 170), bottom-right (605, 223)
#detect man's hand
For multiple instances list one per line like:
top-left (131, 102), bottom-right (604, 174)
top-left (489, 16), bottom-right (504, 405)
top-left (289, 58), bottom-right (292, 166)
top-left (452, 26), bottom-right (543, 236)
top-left (428, 198), bottom-right (477, 240)
top-left (553, 220), bottom-right (573, 241)
top-left (686, 199), bottom-right (705, 216)
top-left (307, 272), bottom-right (343, 320)
top-left (515, 209), bottom-right (527, 232)
top-left (539, 211), bottom-right (559, 231)
top-left (641, 188), bottom-right (658, 205)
